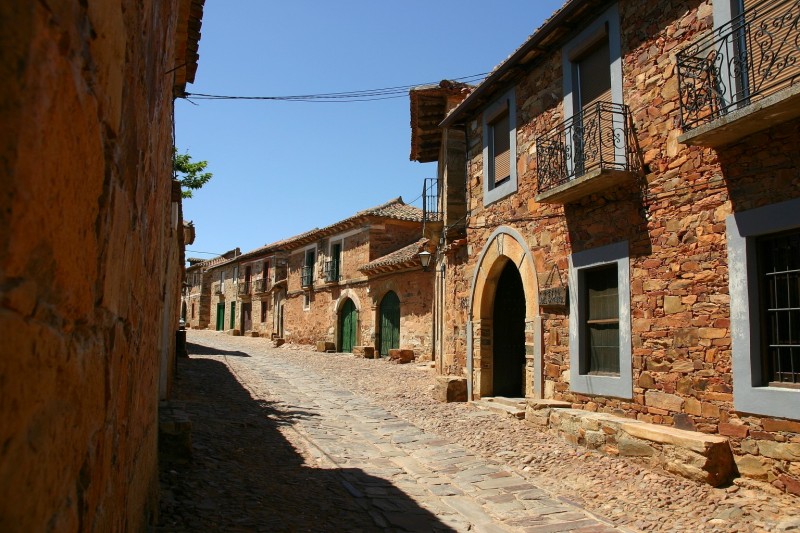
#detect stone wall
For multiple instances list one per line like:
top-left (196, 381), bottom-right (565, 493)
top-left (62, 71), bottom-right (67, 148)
top-left (0, 0), bottom-right (188, 528)
top-left (441, 0), bottom-right (800, 494)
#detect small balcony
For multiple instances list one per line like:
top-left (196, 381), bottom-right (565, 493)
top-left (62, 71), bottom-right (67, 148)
top-left (677, 0), bottom-right (800, 147)
top-left (214, 284), bottom-right (224, 296)
top-left (535, 102), bottom-right (638, 204)
top-left (254, 278), bottom-right (271, 293)
top-left (422, 177), bottom-right (443, 242)
top-left (237, 281), bottom-right (251, 297)
top-left (323, 260), bottom-right (340, 283)
top-left (301, 266), bottom-right (314, 288)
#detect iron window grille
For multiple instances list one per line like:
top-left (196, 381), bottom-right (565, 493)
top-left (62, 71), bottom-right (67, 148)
top-left (583, 264), bottom-right (620, 375)
top-left (323, 259), bottom-right (340, 283)
top-left (676, 0), bottom-right (800, 131)
top-left (237, 281), bottom-right (251, 296)
top-left (536, 102), bottom-right (637, 196)
top-left (301, 266), bottom-right (314, 288)
top-left (758, 230), bottom-right (800, 387)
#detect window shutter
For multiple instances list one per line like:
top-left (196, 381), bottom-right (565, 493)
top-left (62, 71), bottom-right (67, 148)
top-left (578, 39), bottom-right (612, 113)
top-left (492, 112), bottom-right (511, 183)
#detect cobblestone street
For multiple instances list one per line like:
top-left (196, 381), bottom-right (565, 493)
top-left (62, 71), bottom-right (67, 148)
top-left (158, 331), bottom-right (799, 532)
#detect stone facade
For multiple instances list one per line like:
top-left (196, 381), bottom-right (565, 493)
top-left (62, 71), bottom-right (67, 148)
top-left (183, 248), bottom-right (240, 330)
top-left (0, 0), bottom-right (204, 528)
top-left (195, 199), bottom-right (435, 357)
top-left (417, 0), bottom-right (800, 494)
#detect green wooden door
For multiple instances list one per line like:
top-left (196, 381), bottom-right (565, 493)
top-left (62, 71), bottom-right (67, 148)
top-left (339, 299), bottom-right (357, 353)
top-left (216, 302), bottom-right (225, 331)
top-left (379, 291), bottom-right (400, 356)
top-left (230, 301), bottom-right (236, 330)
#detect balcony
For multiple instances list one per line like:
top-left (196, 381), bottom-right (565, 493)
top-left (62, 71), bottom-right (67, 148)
top-left (254, 278), bottom-right (271, 293)
top-left (422, 177), bottom-right (443, 242)
top-left (237, 281), bottom-right (251, 297)
top-left (301, 266), bottom-right (314, 288)
top-left (677, 0), bottom-right (800, 147)
top-left (323, 260), bottom-right (340, 283)
top-left (535, 102), bottom-right (638, 204)
top-left (214, 284), bottom-right (224, 296)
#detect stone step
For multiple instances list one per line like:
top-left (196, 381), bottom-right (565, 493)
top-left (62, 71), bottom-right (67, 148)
top-left (473, 398), bottom-right (526, 419)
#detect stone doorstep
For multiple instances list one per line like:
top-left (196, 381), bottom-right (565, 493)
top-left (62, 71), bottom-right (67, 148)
top-left (533, 406), bottom-right (735, 487)
top-left (473, 398), bottom-right (526, 420)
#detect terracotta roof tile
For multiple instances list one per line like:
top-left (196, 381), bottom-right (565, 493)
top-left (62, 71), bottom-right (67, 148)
top-left (360, 238), bottom-right (428, 273)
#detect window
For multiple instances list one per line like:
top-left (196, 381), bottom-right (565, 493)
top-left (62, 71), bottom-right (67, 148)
top-left (302, 248), bottom-right (315, 287)
top-left (758, 231), bottom-right (800, 387)
top-left (569, 241), bottom-right (631, 399)
top-left (482, 88), bottom-right (517, 205)
top-left (219, 269), bottom-right (225, 292)
top-left (303, 291), bottom-right (311, 310)
top-left (263, 260), bottom-right (270, 281)
top-left (728, 198), bottom-right (800, 419)
top-left (559, 4), bottom-right (624, 176)
top-left (261, 301), bottom-right (267, 323)
top-left (325, 242), bottom-right (341, 282)
top-left (584, 264), bottom-right (620, 375)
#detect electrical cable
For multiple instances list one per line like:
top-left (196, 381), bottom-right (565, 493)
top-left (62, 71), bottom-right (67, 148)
top-left (183, 72), bottom-right (489, 103)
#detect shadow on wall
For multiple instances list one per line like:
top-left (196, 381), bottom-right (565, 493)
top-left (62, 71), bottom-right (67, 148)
top-left (157, 346), bottom-right (455, 532)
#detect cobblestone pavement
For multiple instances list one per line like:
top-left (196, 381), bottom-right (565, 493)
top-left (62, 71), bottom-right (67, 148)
top-left (158, 331), bottom-right (799, 532)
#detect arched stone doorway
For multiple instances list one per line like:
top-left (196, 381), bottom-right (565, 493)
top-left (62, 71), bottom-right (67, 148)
top-left (492, 261), bottom-right (526, 397)
top-left (468, 227), bottom-right (542, 400)
top-left (338, 298), bottom-right (358, 353)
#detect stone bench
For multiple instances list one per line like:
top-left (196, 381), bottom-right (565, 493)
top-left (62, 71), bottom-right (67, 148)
top-left (388, 348), bottom-right (415, 364)
top-left (434, 376), bottom-right (467, 403)
top-left (316, 341), bottom-right (335, 352)
top-left (352, 346), bottom-right (375, 359)
top-left (533, 407), bottom-right (735, 487)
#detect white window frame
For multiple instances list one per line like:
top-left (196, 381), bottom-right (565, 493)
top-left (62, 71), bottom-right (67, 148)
top-left (303, 291), bottom-right (311, 311)
top-left (569, 240), bottom-right (632, 399)
top-left (482, 87), bottom-right (517, 205)
top-left (727, 197), bottom-right (800, 419)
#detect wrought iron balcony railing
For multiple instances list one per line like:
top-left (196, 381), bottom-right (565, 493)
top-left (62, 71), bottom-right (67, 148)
top-left (536, 102), bottom-right (637, 197)
top-left (422, 177), bottom-right (441, 223)
top-left (237, 281), bottom-right (251, 296)
top-left (323, 260), bottom-right (340, 283)
top-left (254, 278), bottom-right (271, 293)
top-left (301, 266), bottom-right (314, 287)
top-left (677, 0), bottom-right (800, 131)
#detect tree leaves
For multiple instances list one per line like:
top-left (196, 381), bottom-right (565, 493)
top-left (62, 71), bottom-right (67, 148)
top-left (174, 148), bottom-right (213, 199)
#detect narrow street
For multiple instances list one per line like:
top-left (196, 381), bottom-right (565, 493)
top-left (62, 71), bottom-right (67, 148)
top-left (158, 331), bottom-right (798, 532)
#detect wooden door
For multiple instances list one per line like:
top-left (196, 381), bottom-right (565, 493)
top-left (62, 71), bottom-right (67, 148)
top-left (379, 291), bottom-right (400, 356)
top-left (492, 261), bottom-right (526, 397)
top-left (339, 299), bottom-right (357, 353)
top-left (241, 302), bottom-right (252, 332)
top-left (216, 302), bottom-right (225, 331)
top-left (229, 302), bottom-right (235, 330)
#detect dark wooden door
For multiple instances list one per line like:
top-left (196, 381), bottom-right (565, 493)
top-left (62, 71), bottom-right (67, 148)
top-left (241, 302), bottom-right (252, 332)
top-left (339, 299), bottom-right (357, 353)
top-left (379, 291), bottom-right (400, 355)
top-left (229, 301), bottom-right (236, 330)
top-left (492, 261), bottom-right (526, 397)
top-left (216, 302), bottom-right (225, 331)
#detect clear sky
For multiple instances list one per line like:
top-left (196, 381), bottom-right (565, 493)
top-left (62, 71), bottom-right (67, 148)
top-left (177, 0), bottom-right (565, 260)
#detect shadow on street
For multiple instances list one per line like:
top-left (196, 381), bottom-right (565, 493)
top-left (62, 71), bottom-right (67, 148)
top-left (158, 344), bottom-right (454, 532)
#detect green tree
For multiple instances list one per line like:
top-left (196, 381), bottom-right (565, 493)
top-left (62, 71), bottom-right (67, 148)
top-left (174, 148), bottom-right (213, 199)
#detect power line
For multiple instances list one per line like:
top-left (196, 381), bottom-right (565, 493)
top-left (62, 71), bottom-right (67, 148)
top-left (183, 72), bottom-right (488, 102)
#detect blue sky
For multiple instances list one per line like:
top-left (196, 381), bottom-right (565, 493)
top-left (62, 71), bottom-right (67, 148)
top-left (178, 0), bottom-right (565, 260)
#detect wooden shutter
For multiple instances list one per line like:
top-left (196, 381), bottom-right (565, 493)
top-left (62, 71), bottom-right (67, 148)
top-left (576, 39), bottom-right (613, 173)
top-left (491, 112), bottom-right (511, 184)
top-left (742, 0), bottom-right (800, 99)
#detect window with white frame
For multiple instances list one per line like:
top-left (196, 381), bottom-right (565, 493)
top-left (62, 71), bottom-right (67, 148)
top-left (303, 291), bottom-right (311, 310)
top-left (482, 87), bottom-right (517, 205)
top-left (569, 240), bottom-right (632, 399)
top-left (728, 198), bottom-right (800, 419)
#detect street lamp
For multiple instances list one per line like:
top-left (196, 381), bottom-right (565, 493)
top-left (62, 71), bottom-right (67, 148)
top-left (418, 250), bottom-right (432, 271)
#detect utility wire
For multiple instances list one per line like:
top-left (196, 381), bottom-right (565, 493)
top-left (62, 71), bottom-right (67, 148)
top-left (184, 72), bottom-right (489, 102)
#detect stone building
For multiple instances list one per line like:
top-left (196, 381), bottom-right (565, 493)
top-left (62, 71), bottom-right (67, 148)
top-left (183, 248), bottom-right (240, 329)
top-left (203, 198), bottom-right (435, 358)
top-left (0, 0), bottom-right (205, 529)
top-left (416, 0), bottom-right (800, 493)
